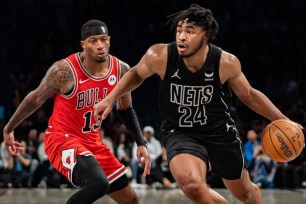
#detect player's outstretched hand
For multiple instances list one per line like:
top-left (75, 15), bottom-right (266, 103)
top-left (3, 129), bottom-right (23, 156)
top-left (136, 146), bottom-right (151, 176)
top-left (93, 98), bottom-right (113, 122)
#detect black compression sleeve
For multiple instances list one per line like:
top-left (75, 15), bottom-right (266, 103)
top-left (117, 107), bottom-right (147, 147)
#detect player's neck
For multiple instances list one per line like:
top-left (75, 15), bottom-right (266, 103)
top-left (81, 53), bottom-right (110, 77)
top-left (182, 44), bottom-right (209, 72)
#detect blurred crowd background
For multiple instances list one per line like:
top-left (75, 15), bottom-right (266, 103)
top-left (1, 0), bottom-right (306, 190)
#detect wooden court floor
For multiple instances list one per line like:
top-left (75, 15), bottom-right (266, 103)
top-left (1, 188), bottom-right (306, 203)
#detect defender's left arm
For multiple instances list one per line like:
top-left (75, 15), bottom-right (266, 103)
top-left (116, 61), bottom-right (151, 175)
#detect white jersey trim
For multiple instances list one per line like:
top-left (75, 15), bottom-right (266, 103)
top-left (109, 168), bottom-right (128, 184)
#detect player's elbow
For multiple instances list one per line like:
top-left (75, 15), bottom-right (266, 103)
top-left (238, 88), bottom-right (256, 104)
top-left (130, 68), bottom-right (145, 83)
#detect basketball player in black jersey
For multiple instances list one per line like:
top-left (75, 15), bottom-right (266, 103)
top-left (94, 4), bottom-right (292, 204)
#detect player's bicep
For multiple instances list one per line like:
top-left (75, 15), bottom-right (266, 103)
top-left (221, 53), bottom-right (252, 99)
top-left (228, 72), bottom-right (252, 99)
top-left (133, 55), bottom-right (156, 79)
top-left (134, 44), bottom-right (167, 79)
top-left (33, 60), bottom-right (74, 102)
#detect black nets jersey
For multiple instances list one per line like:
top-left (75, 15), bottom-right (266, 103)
top-left (159, 42), bottom-right (235, 135)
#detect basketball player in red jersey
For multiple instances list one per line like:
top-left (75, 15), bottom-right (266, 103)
top-left (3, 19), bottom-right (150, 204)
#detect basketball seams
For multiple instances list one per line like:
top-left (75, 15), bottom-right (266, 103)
top-left (272, 122), bottom-right (299, 155)
top-left (262, 119), bottom-right (304, 162)
top-left (274, 120), bottom-right (305, 146)
top-left (268, 125), bottom-right (287, 161)
top-left (285, 122), bottom-right (305, 154)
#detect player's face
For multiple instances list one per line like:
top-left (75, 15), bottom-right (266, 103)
top-left (176, 20), bottom-right (207, 58)
top-left (82, 35), bottom-right (110, 63)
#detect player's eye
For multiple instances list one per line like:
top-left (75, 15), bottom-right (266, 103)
top-left (187, 30), bottom-right (193, 34)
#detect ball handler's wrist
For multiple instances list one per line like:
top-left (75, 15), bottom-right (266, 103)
top-left (137, 139), bottom-right (148, 148)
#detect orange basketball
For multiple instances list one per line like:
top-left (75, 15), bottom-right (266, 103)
top-left (261, 119), bottom-right (305, 162)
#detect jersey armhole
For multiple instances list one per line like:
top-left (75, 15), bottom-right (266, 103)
top-left (162, 42), bottom-right (177, 81)
top-left (59, 58), bottom-right (78, 99)
top-left (209, 44), bottom-right (222, 87)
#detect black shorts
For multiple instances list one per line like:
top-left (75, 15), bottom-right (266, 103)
top-left (162, 128), bottom-right (245, 180)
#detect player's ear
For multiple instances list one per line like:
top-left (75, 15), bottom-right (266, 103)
top-left (80, 40), bottom-right (85, 49)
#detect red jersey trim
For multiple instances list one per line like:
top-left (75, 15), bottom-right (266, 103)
top-left (76, 53), bottom-right (113, 81)
top-left (116, 58), bottom-right (121, 82)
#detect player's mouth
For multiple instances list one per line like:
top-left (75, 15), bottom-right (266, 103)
top-left (97, 52), bottom-right (106, 58)
top-left (177, 43), bottom-right (187, 52)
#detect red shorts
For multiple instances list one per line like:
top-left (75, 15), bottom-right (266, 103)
top-left (44, 132), bottom-right (127, 186)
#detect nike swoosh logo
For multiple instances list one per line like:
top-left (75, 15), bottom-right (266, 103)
top-left (79, 79), bottom-right (90, 84)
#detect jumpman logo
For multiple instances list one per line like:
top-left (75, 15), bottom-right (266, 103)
top-left (226, 123), bottom-right (237, 132)
top-left (171, 69), bottom-right (181, 79)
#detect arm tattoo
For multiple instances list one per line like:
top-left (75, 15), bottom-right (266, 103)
top-left (46, 64), bottom-right (73, 93)
top-left (56, 66), bottom-right (72, 84)
top-left (4, 61), bottom-right (73, 133)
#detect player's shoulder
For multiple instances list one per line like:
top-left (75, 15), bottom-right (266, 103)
top-left (108, 54), bottom-right (130, 71)
top-left (118, 59), bottom-right (130, 69)
top-left (51, 59), bottom-right (71, 70)
top-left (146, 43), bottom-right (168, 57)
top-left (220, 50), bottom-right (240, 68)
top-left (45, 59), bottom-right (73, 78)
top-left (219, 49), bottom-right (242, 80)
top-left (118, 59), bottom-right (130, 76)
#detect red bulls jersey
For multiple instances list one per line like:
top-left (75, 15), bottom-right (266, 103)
top-left (48, 53), bottom-right (121, 142)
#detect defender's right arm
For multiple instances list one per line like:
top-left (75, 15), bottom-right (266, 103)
top-left (3, 60), bottom-right (74, 155)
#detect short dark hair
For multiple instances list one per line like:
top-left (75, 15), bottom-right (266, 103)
top-left (166, 4), bottom-right (219, 42)
top-left (81, 19), bottom-right (109, 40)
